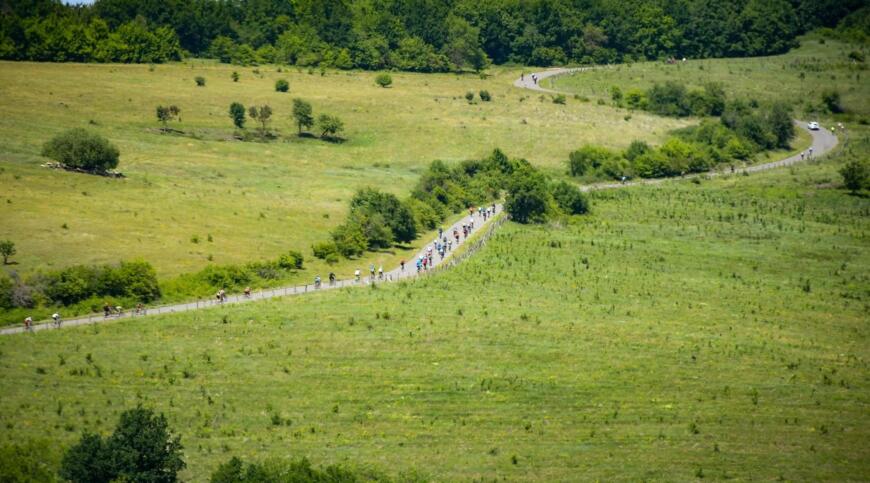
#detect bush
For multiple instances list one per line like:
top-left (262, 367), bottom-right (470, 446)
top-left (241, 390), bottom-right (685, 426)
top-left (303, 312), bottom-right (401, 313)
top-left (311, 241), bottom-right (338, 260)
top-left (229, 102), bottom-right (245, 129)
top-left (0, 439), bottom-right (61, 483)
top-left (479, 90), bottom-right (492, 102)
top-left (375, 73), bottom-right (392, 88)
top-left (195, 76), bottom-right (206, 86)
top-left (275, 79), bottom-right (289, 92)
top-left (211, 456), bottom-right (360, 483)
top-left (0, 239), bottom-right (15, 264)
top-left (552, 94), bottom-right (566, 105)
top-left (199, 265), bottom-right (251, 289)
top-left (552, 181), bottom-right (590, 215)
top-left (610, 85), bottom-right (623, 105)
top-left (625, 88), bottom-right (646, 110)
top-left (465, 91), bottom-right (475, 103)
top-left (349, 188), bottom-right (417, 244)
top-left (61, 407), bottom-right (184, 483)
top-left (568, 145), bottom-right (615, 176)
top-left (39, 260), bottom-right (160, 306)
top-left (646, 81), bottom-right (690, 117)
top-left (231, 71), bottom-right (239, 82)
top-left (331, 221), bottom-right (367, 258)
top-left (624, 140), bottom-right (651, 161)
top-left (505, 166), bottom-right (551, 224)
top-left (317, 114), bottom-right (344, 139)
top-left (156, 105), bottom-right (180, 130)
top-left (840, 158), bottom-right (868, 193)
top-left (42, 128), bottom-right (120, 173)
top-left (277, 250), bottom-right (304, 270)
top-left (821, 89), bottom-right (844, 113)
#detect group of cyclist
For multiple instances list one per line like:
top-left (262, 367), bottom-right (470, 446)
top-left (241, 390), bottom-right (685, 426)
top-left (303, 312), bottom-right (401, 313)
top-left (21, 203), bottom-right (497, 332)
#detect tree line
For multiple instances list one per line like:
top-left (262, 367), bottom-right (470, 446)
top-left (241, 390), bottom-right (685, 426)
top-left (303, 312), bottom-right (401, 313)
top-left (1, 0), bottom-right (864, 69)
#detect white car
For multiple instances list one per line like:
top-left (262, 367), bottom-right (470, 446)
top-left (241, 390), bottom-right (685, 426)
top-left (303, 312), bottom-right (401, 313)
top-left (807, 121), bottom-right (820, 130)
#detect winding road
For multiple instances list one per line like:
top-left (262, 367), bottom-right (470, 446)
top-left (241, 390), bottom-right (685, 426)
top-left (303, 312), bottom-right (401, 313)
top-left (1, 67), bottom-right (838, 336)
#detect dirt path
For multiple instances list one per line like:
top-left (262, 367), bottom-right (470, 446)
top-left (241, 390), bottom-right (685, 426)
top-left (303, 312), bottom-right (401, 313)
top-left (2, 206), bottom-right (503, 335)
top-left (514, 67), bottom-right (839, 190)
top-left (3, 67), bottom-right (839, 336)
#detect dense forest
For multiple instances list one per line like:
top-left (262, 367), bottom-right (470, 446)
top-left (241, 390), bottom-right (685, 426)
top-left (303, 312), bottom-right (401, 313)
top-left (0, 0), bottom-right (866, 69)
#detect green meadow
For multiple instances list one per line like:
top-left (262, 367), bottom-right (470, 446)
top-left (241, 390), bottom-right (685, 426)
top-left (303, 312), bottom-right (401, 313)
top-left (0, 61), bottom-right (687, 285)
top-left (549, 37), bottom-right (869, 121)
top-left (0, 154), bottom-right (867, 480)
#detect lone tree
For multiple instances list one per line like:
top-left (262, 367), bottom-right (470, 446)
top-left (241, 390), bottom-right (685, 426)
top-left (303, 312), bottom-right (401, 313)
top-left (317, 114), bottom-right (344, 139)
top-left (42, 128), bottom-right (120, 173)
top-left (840, 158), bottom-right (868, 194)
top-left (248, 105), bottom-right (273, 135)
top-left (0, 240), bottom-right (15, 264)
top-left (156, 105), bottom-right (180, 131)
top-left (229, 102), bottom-right (245, 129)
top-left (292, 98), bottom-right (314, 135)
top-left (375, 73), bottom-right (392, 88)
top-left (60, 406), bottom-right (185, 483)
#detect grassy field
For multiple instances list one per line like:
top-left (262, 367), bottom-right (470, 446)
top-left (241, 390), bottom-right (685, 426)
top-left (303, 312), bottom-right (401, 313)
top-left (0, 154), bottom-right (867, 481)
top-left (0, 61), bottom-right (687, 285)
top-left (549, 36), bottom-right (869, 121)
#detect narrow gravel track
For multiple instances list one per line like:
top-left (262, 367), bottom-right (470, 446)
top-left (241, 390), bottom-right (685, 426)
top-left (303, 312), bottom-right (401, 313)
top-left (2, 206), bottom-right (503, 335)
top-left (3, 67), bottom-right (839, 336)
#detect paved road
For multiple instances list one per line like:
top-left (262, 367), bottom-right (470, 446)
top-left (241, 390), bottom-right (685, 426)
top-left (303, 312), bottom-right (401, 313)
top-left (2, 205), bottom-right (503, 335)
top-left (3, 67), bottom-right (839, 336)
top-left (515, 67), bottom-right (839, 190)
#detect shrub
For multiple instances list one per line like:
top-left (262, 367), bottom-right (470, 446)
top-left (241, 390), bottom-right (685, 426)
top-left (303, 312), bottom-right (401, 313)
top-left (211, 456), bottom-right (359, 483)
top-left (505, 166), bottom-right (551, 224)
top-left (277, 250), bottom-right (304, 270)
top-left (624, 140), bottom-right (651, 162)
top-left (568, 145), bottom-right (615, 176)
top-left (646, 81), bottom-right (690, 117)
top-left (465, 91), bottom-right (475, 102)
top-left (0, 239), bottom-right (15, 264)
top-left (199, 265), bottom-right (251, 289)
top-left (552, 94), bottom-right (566, 105)
top-left (195, 76), bottom-right (205, 86)
top-left (625, 88), bottom-right (646, 109)
top-left (156, 105), bottom-right (181, 130)
top-left (292, 98), bottom-right (314, 135)
top-left (331, 221), bottom-right (367, 258)
top-left (311, 241), bottom-right (338, 260)
top-left (479, 90), bottom-right (492, 102)
top-left (231, 71), bottom-right (239, 82)
top-left (349, 188), bottom-right (417, 243)
top-left (821, 89), bottom-right (844, 113)
top-left (552, 181), bottom-right (590, 215)
top-left (42, 129), bottom-right (120, 173)
top-left (317, 114), bottom-right (344, 139)
top-left (60, 407), bottom-right (184, 483)
top-left (0, 273), bottom-right (12, 310)
top-left (0, 440), bottom-right (61, 482)
top-left (375, 73), bottom-right (392, 88)
top-left (229, 102), bottom-right (245, 129)
top-left (610, 85), bottom-right (623, 105)
top-left (406, 198), bottom-right (440, 230)
top-left (39, 261), bottom-right (161, 306)
top-left (275, 79), bottom-right (289, 92)
top-left (840, 158), bottom-right (868, 193)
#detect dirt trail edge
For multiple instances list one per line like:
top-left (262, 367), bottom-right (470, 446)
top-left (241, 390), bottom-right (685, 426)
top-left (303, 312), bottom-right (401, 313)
top-left (514, 67), bottom-right (839, 191)
top-left (2, 67), bottom-right (839, 335)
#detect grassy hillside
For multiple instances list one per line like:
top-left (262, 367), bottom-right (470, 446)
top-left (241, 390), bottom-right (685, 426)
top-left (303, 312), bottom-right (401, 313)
top-left (0, 62), bottom-right (687, 282)
top-left (1, 155), bottom-right (866, 481)
top-left (549, 37), bottom-right (869, 120)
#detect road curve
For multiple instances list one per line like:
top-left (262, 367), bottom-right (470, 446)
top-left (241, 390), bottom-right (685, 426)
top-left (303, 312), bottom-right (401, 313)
top-left (514, 67), bottom-right (839, 190)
